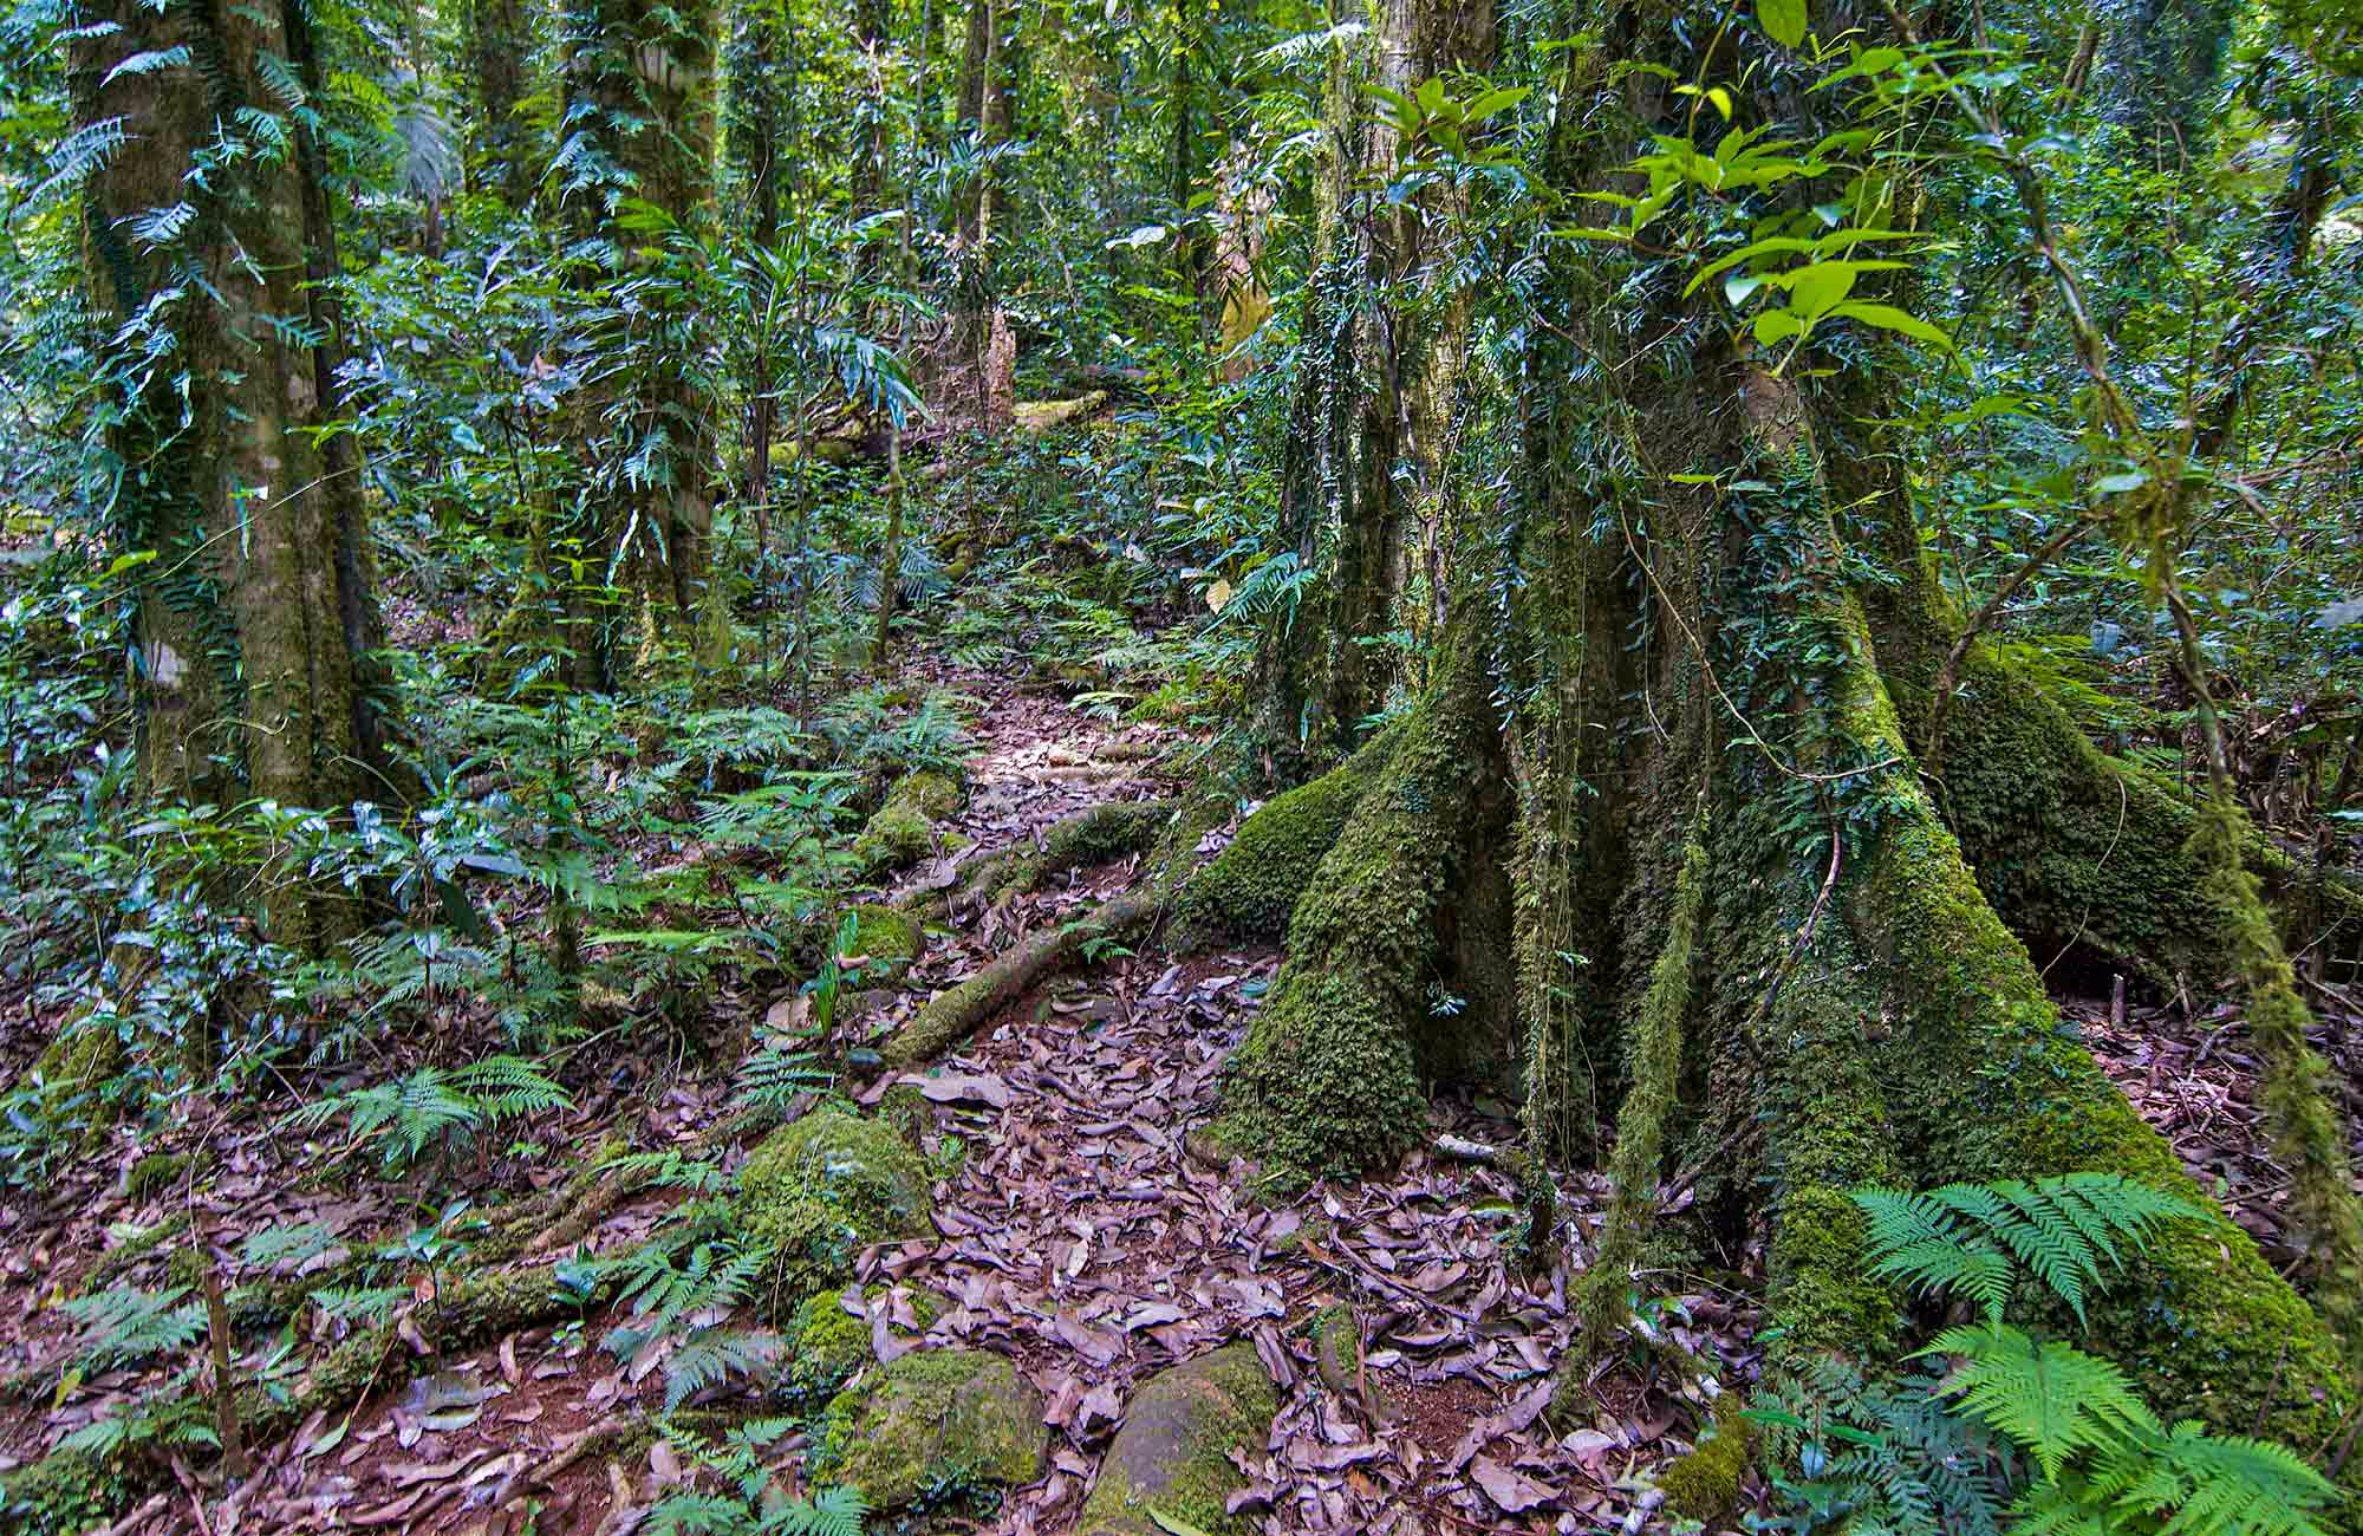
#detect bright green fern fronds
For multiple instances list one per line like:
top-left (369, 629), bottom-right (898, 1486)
top-left (2078, 1420), bottom-right (2336, 1536)
top-left (1856, 1173), bottom-right (2201, 1325)
top-left (1924, 1325), bottom-right (2156, 1480)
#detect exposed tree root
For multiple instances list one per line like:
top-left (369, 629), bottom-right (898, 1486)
top-left (954, 796), bottom-right (1178, 905)
top-left (878, 888), bottom-right (1163, 1069)
top-left (1213, 644), bottom-right (1510, 1180)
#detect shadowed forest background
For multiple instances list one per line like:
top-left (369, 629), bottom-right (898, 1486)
top-left (2, 0), bottom-right (2363, 1529)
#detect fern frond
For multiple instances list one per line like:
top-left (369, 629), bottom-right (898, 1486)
top-left (1925, 1325), bottom-right (2157, 1480)
top-left (662, 1328), bottom-right (780, 1410)
top-left (2092, 1420), bottom-right (2337, 1536)
top-left (1855, 1173), bottom-right (2202, 1324)
top-left (54, 1284), bottom-right (206, 1369)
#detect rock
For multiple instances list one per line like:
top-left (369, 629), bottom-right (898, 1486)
top-left (736, 1110), bottom-right (933, 1312)
top-left (853, 770), bottom-right (967, 876)
top-left (817, 1349), bottom-right (1046, 1512)
top-left (844, 903), bottom-right (924, 978)
top-left (1078, 1343), bottom-right (1277, 1536)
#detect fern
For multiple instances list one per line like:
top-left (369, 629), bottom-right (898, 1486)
top-left (1759, 1177), bottom-right (2339, 1536)
top-left (601, 1238), bottom-right (779, 1409)
top-left (1855, 1173), bottom-right (2202, 1325)
top-left (2076, 1422), bottom-right (2336, 1536)
top-left (1924, 1325), bottom-right (2155, 1480)
top-left (734, 1043), bottom-right (832, 1114)
top-left (54, 1284), bottom-right (206, 1371)
top-left (287, 1054), bottom-right (572, 1172)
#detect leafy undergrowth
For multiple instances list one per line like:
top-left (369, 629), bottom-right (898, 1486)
top-left (0, 659), bottom-right (1763, 1535)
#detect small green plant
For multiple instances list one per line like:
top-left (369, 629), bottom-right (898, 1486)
top-left (598, 1234), bottom-right (780, 1411)
top-left (642, 1417), bottom-right (867, 1533)
top-left (1749, 1174), bottom-right (2337, 1536)
top-left (51, 1284), bottom-right (206, 1375)
top-left (286, 1055), bottom-right (572, 1174)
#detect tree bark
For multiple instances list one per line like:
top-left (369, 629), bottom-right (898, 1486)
top-left (75, 0), bottom-right (384, 952)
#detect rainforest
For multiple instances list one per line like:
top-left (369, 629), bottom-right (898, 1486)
top-left (1, 0), bottom-right (2361, 1530)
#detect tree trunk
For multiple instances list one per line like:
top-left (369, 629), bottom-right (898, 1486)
top-left (561, 0), bottom-right (719, 665)
top-left (1249, 0), bottom-right (1496, 772)
top-left (951, 0), bottom-right (1014, 433)
top-left (467, 0), bottom-right (537, 204)
top-left (1210, 2), bottom-right (2356, 1460)
top-left (75, 0), bottom-right (384, 953)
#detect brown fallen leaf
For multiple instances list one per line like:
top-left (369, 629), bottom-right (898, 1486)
top-left (1470, 1454), bottom-right (1557, 1513)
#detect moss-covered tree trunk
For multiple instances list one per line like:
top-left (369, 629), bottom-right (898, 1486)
top-left (1248, 0), bottom-right (1495, 773)
top-left (75, 0), bottom-right (384, 953)
top-left (560, 0), bottom-right (718, 666)
top-left (1207, 2), bottom-right (2357, 1458)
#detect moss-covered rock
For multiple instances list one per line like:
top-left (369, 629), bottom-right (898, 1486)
top-left (1175, 732), bottom-right (1396, 943)
top-left (854, 770), bottom-right (968, 876)
top-left (845, 903), bottom-right (925, 977)
top-left (784, 1289), bottom-right (875, 1409)
top-left (816, 1349), bottom-right (1046, 1512)
top-left (855, 802), bottom-right (936, 875)
top-left (737, 1110), bottom-right (934, 1311)
top-left (1077, 1344), bottom-right (1276, 1536)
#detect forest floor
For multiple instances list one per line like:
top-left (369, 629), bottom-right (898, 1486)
top-left (4, 657), bottom-right (2358, 1534)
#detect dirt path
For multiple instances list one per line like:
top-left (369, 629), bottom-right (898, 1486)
top-left (832, 676), bottom-right (1750, 1533)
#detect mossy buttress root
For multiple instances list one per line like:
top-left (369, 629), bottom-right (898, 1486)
top-left (2186, 795), bottom-right (2363, 1355)
top-left (1215, 651), bottom-right (1502, 1179)
top-left (1572, 814), bottom-right (1708, 1360)
top-left (1888, 633), bottom-right (2363, 989)
top-left (1172, 729), bottom-right (1399, 943)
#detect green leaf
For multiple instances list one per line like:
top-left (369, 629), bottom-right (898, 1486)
top-left (1829, 300), bottom-right (1954, 349)
top-left (1788, 262), bottom-right (1858, 319)
top-left (1760, 0), bottom-right (1808, 47)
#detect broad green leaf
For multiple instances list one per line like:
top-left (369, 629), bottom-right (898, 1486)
top-left (1829, 300), bottom-right (1953, 349)
top-left (1761, 0), bottom-right (1808, 48)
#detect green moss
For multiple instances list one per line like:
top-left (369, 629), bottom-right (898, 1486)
top-left (1905, 645), bottom-right (2226, 985)
top-left (1216, 678), bottom-right (1489, 1179)
top-left (1077, 1344), bottom-right (1276, 1536)
top-left (1175, 731), bottom-right (1396, 943)
top-left (1657, 1398), bottom-right (1751, 1524)
top-left (1577, 818), bottom-right (1708, 1353)
top-left (815, 1348), bottom-right (1045, 1512)
top-left (784, 1290), bottom-right (875, 1408)
top-left (1036, 799), bottom-right (1172, 873)
top-left (124, 1150), bottom-right (195, 1202)
top-left (846, 903), bottom-right (924, 968)
top-left (895, 770), bottom-right (964, 821)
top-left (0, 1446), bottom-right (121, 1536)
top-left (737, 1110), bottom-right (934, 1312)
top-left (855, 802), bottom-right (936, 875)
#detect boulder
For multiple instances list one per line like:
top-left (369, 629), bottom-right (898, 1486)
top-left (1078, 1344), bottom-right (1276, 1536)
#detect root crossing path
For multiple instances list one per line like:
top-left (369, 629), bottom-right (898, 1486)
top-left (832, 675), bottom-right (1755, 1533)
